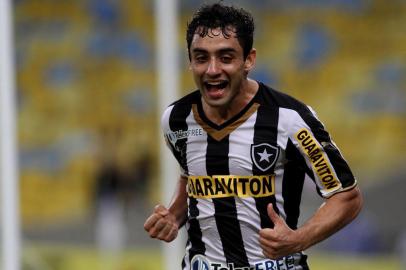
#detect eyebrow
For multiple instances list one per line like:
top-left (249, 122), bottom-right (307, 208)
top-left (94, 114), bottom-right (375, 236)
top-left (191, 47), bottom-right (238, 55)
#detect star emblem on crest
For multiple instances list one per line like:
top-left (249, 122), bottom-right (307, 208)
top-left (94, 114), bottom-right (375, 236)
top-left (257, 149), bottom-right (273, 163)
top-left (250, 143), bottom-right (279, 172)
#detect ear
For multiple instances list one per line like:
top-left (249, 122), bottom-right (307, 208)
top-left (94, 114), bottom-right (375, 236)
top-left (188, 50), bottom-right (192, 69)
top-left (244, 48), bottom-right (256, 73)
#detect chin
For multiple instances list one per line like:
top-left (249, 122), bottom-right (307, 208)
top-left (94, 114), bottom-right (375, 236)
top-left (203, 90), bottom-right (232, 106)
top-left (204, 97), bottom-right (230, 108)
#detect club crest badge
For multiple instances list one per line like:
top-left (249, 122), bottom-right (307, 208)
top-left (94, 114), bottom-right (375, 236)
top-left (251, 143), bottom-right (279, 172)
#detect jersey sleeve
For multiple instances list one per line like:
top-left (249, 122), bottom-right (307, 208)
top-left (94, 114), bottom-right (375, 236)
top-left (287, 105), bottom-right (357, 198)
top-left (161, 105), bottom-right (188, 177)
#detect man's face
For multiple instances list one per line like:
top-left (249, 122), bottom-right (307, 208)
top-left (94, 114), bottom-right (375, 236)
top-left (189, 27), bottom-right (255, 108)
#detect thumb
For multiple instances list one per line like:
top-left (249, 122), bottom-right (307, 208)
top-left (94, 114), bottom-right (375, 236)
top-left (267, 204), bottom-right (282, 225)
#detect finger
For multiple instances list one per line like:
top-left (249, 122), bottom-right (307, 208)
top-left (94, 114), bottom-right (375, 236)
top-left (259, 239), bottom-right (270, 253)
top-left (263, 249), bottom-right (279, 260)
top-left (261, 240), bottom-right (281, 260)
top-left (259, 234), bottom-right (279, 253)
top-left (262, 249), bottom-right (273, 259)
top-left (258, 233), bottom-right (274, 246)
top-left (162, 226), bottom-right (178, 242)
top-left (259, 228), bottom-right (278, 242)
top-left (154, 204), bottom-right (170, 217)
top-left (158, 223), bottom-right (177, 242)
top-left (156, 222), bottom-right (173, 239)
top-left (267, 203), bottom-right (281, 225)
top-left (149, 218), bottom-right (168, 237)
top-left (259, 228), bottom-right (273, 238)
top-left (144, 214), bottom-right (161, 231)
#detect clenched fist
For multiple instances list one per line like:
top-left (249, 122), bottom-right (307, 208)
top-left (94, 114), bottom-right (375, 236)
top-left (144, 204), bottom-right (179, 242)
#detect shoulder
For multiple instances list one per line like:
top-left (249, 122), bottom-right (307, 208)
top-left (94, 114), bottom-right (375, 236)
top-left (161, 90), bottom-right (200, 129)
top-left (257, 81), bottom-right (325, 134)
top-left (170, 90), bottom-right (201, 107)
top-left (257, 82), bottom-right (310, 113)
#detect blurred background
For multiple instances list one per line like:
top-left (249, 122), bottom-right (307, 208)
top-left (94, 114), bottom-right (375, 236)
top-left (2, 0), bottom-right (406, 269)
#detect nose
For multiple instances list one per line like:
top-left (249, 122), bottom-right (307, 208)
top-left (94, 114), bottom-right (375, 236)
top-left (206, 58), bottom-right (221, 76)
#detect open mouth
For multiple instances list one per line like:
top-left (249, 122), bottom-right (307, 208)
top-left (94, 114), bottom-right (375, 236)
top-left (204, 81), bottom-right (229, 98)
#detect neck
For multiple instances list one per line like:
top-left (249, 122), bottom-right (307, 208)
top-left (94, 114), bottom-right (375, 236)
top-left (202, 79), bottom-right (258, 125)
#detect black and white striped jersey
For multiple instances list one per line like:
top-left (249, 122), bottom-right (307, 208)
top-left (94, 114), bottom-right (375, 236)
top-left (162, 82), bottom-right (357, 270)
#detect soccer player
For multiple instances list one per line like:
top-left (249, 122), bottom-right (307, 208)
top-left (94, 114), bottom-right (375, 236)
top-left (144, 3), bottom-right (363, 269)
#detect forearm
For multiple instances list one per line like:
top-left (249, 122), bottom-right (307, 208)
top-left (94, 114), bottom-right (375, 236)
top-left (168, 175), bottom-right (189, 228)
top-left (144, 175), bottom-right (188, 242)
top-left (296, 186), bottom-right (363, 251)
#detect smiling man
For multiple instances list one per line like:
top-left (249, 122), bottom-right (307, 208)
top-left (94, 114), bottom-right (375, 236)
top-left (144, 3), bottom-right (363, 270)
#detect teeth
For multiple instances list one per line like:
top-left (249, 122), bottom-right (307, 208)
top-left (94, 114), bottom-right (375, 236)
top-left (205, 81), bottom-right (227, 88)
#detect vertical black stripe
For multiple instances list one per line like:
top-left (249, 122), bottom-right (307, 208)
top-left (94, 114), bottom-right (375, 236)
top-left (282, 139), bottom-right (307, 229)
top-left (206, 135), bottom-right (249, 267)
top-left (168, 103), bottom-right (206, 263)
top-left (181, 250), bottom-right (186, 270)
top-left (187, 197), bottom-right (205, 261)
top-left (323, 142), bottom-right (355, 188)
top-left (252, 91), bottom-right (280, 229)
top-left (299, 253), bottom-right (309, 269)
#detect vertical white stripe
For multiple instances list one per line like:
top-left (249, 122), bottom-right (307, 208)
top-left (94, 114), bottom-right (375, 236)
top-left (228, 111), bottom-right (258, 176)
top-left (277, 108), bottom-right (294, 150)
top-left (185, 111), bottom-right (226, 264)
top-left (228, 112), bottom-right (264, 263)
top-left (183, 232), bottom-right (191, 270)
top-left (185, 111), bottom-right (207, 178)
top-left (274, 109), bottom-right (293, 220)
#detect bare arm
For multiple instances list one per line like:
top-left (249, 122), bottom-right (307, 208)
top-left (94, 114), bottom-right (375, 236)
top-left (144, 175), bottom-right (188, 242)
top-left (297, 186), bottom-right (363, 250)
top-left (259, 186), bottom-right (363, 259)
top-left (168, 175), bottom-right (189, 226)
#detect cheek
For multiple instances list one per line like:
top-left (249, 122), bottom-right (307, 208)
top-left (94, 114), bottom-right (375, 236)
top-left (190, 65), bottom-right (206, 78)
top-left (191, 71), bottom-right (203, 86)
top-left (227, 67), bottom-right (245, 82)
top-left (192, 69), bottom-right (203, 79)
top-left (224, 63), bottom-right (245, 74)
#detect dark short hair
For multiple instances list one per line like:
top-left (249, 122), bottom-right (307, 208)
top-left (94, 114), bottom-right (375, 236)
top-left (186, 2), bottom-right (255, 60)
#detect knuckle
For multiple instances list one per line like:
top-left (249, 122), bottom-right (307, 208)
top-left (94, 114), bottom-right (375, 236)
top-left (150, 227), bottom-right (159, 236)
top-left (155, 219), bottom-right (166, 228)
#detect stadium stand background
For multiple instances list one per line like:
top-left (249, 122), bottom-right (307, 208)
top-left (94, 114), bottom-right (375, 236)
top-left (12, 0), bottom-right (405, 269)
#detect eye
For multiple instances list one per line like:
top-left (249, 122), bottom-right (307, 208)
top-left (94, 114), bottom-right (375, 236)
top-left (220, 56), bottom-right (233, 63)
top-left (194, 55), bottom-right (207, 63)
